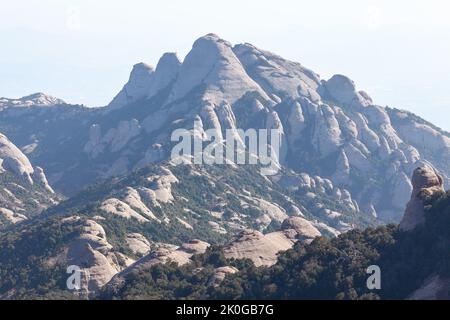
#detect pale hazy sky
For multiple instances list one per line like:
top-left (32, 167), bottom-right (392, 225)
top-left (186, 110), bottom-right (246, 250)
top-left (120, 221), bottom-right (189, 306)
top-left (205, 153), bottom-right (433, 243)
top-left (1, 0), bottom-right (449, 131)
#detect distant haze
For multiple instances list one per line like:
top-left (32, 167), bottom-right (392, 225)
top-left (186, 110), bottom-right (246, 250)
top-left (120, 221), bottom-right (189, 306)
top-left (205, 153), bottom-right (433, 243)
top-left (1, 0), bottom-right (449, 131)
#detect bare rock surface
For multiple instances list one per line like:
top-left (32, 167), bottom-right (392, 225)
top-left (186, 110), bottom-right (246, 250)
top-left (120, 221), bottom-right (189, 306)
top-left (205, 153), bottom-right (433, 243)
top-left (223, 218), bottom-right (321, 267)
top-left (208, 266), bottom-right (239, 287)
top-left (399, 165), bottom-right (445, 231)
top-left (0, 133), bottom-right (35, 183)
top-left (108, 63), bottom-right (154, 111)
top-left (169, 33), bottom-right (270, 105)
top-left (105, 239), bottom-right (210, 291)
top-left (126, 233), bottom-right (151, 256)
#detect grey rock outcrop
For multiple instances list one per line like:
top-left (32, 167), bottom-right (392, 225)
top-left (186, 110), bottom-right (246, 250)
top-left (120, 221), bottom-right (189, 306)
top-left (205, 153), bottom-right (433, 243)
top-left (208, 266), bottom-right (238, 287)
top-left (223, 217), bottom-right (321, 267)
top-left (281, 216), bottom-right (322, 240)
top-left (168, 33), bottom-right (270, 105)
top-left (399, 165), bottom-right (445, 231)
top-left (223, 229), bottom-right (294, 267)
top-left (33, 166), bottom-right (55, 193)
top-left (147, 52), bottom-right (181, 99)
top-left (2, 33), bottom-right (450, 226)
top-left (104, 239), bottom-right (210, 292)
top-left (126, 233), bottom-right (151, 256)
top-left (108, 63), bottom-right (154, 111)
top-left (84, 119), bottom-right (142, 157)
top-left (46, 217), bottom-right (135, 297)
top-left (0, 133), bottom-right (35, 184)
top-left (0, 133), bottom-right (58, 225)
top-left (233, 43), bottom-right (321, 102)
top-left (323, 74), bottom-right (371, 108)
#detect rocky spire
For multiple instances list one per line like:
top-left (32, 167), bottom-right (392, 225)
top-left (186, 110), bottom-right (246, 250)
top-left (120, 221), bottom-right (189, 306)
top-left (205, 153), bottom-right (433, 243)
top-left (33, 166), bottom-right (55, 193)
top-left (399, 165), bottom-right (445, 231)
top-left (107, 62), bottom-right (154, 111)
top-left (168, 33), bottom-right (270, 105)
top-left (147, 52), bottom-right (181, 99)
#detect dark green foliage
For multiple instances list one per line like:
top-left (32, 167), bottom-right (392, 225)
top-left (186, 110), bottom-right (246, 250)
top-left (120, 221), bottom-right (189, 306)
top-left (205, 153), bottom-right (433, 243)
top-left (100, 246), bottom-right (250, 300)
top-left (105, 192), bottom-right (450, 300)
top-left (0, 217), bottom-right (79, 299)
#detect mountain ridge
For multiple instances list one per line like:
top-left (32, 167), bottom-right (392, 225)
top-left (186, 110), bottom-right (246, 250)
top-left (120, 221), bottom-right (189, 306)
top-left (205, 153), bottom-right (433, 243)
top-left (0, 34), bottom-right (448, 224)
top-left (0, 33), bottom-right (449, 299)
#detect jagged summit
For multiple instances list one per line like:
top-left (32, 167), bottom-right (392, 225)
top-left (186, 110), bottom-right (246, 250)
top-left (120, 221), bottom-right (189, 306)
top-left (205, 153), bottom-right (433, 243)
top-left (107, 33), bottom-right (375, 112)
top-left (1, 33), bottom-right (449, 225)
top-left (0, 132), bottom-right (55, 191)
top-left (1, 31), bottom-right (450, 300)
top-left (0, 92), bottom-right (65, 109)
top-left (0, 132), bottom-right (34, 183)
top-left (106, 34), bottom-right (271, 111)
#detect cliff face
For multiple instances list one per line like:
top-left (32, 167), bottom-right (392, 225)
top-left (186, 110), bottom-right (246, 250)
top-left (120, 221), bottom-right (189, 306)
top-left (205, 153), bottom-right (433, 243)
top-left (0, 34), bottom-right (449, 224)
top-left (0, 132), bottom-right (60, 226)
top-left (400, 165), bottom-right (445, 231)
top-left (0, 34), bottom-right (449, 300)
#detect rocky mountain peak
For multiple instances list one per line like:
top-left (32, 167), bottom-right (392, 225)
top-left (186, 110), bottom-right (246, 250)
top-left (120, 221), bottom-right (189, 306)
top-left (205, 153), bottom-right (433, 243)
top-left (147, 52), bottom-right (181, 99)
top-left (281, 216), bottom-right (322, 239)
top-left (195, 33), bottom-right (231, 46)
top-left (400, 165), bottom-right (445, 231)
top-left (411, 166), bottom-right (444, 192)
top-left (0, 92), bottom-right (65, 109)
top-left (156, 52), bottom-right (181, 72)
top-left (323, 74), bottom-right (372, 108)
top-left (168, 33), bottom-right (270, 104)
top-left (107, 62), bottom-right (155, 111)
top-left (132, 62), bottom-right (154, 73)
top-left (233, 42), bottom-right (322, 102)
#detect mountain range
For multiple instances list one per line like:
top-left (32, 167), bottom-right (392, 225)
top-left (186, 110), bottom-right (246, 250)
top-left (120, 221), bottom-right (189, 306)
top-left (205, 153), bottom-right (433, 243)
top-left (0, 34), bottom-right (449, 299)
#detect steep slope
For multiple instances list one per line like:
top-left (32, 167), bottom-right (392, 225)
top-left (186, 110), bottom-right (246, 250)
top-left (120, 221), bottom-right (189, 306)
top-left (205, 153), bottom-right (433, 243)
top-left (0, 159), bottom-right (366, 299)
top-left (108, 63), bottom-right (155, 111)
top-left (101, 165), bottom-right (450, 301)
top-left (167, 33), bottom-right (270, 105)
top-left (45, 161), bottom-right (365, 244)
top-left (0, 34), bottom-right (448, 225)
top-left (0, 97), bottom-right (104, 195)
top-left (0, 133), bottom-right (60, 226)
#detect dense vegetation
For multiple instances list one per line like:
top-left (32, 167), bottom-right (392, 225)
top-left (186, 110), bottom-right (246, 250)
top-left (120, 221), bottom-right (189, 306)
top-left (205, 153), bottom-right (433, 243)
top-left (41, 162), bottom-right (369, 253)
top-left (2, 160), bottom-right (448, 300)
top-left (0, 161), bottom-right (371, 299)
top-left (0, 217), bottom-right (79, 299)
top-left (103, 191), bottom-right (450, 300)
top-left (1, 191), bottom-right (449, 300)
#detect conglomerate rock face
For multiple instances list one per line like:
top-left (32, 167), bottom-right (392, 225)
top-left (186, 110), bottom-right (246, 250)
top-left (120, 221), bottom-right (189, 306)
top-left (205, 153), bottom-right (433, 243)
top-left (0, 132), bottom-right (59, 226)
top-left (2, 34), bottom-right (447, 224)
top-left (400, 165), bottom-right (444, 231)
